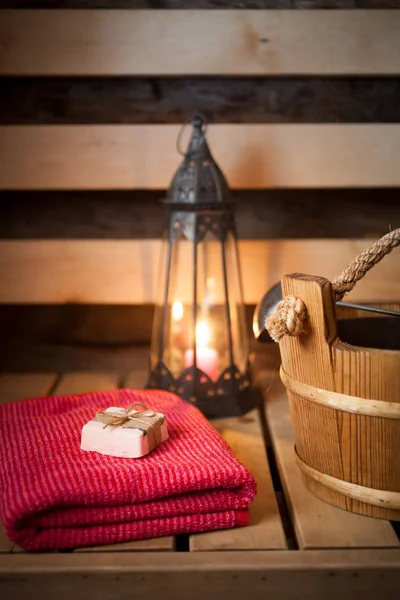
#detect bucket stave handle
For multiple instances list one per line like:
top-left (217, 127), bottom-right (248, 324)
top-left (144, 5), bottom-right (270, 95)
top-left (266, 228), bottom-right (400, 343)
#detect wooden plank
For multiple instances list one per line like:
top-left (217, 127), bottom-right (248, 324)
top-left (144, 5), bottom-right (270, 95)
top-left (0, 524), bottom-right (13, 553)
top-left (1, 550), bottom-right (400, 600)
top-left (74, 538), bottom-right (175, 552)
top-left (190, 410), bottom-right (287, 550)
top-left (2, 125), bottom-right (400, 189)
top-left (0, 343), bottom-right (151, 374)
top-left (262, 371), bottom-right (400, 549)
top-left (0, 373), bottom-right (57, 403)
top-left (1, 10), bottom-right (399, 76)
top-left (0, 305), bottom-right (155, 347)
top-left (52, 371), bottom-right (175, 552)
top-left (1, 1), bottom-right (398, 8)
top-left (2, 78), bottom-right (400, 125)
top-left (53, 372), bottom-right (120, 396)
top-left (1, 239), bottom-right (400, 305)
top-left (331, 340), bottom-right (400, 520)
top-left (2, 189), bottom-right (400, 241)
top-left (124, 370), bottom-right (149, 390)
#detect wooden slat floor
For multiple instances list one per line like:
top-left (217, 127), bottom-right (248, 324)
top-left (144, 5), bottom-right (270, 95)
top-left (0, 364), bottom-right (398, 556)
top-left (0, 361), bottom-right (399, 600)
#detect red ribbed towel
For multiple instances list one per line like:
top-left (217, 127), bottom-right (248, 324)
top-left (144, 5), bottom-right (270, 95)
top-left (0, 388), bottom-right (256, 551)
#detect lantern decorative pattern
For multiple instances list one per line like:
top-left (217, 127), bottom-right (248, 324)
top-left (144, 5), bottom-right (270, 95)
top-left (147, 117), bottom-right (256, 418)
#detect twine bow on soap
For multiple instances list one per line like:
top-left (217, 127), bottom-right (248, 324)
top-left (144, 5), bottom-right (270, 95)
top-left (265, 228), bottom-right (400, 343)
top-left (96, 403), bottom-right (157, 430)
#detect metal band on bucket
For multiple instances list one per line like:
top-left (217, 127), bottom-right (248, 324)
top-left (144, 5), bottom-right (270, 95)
top-left (294, 447), bottom-right (400, 510)
top-left (280, 367), bottom-right (400, 420)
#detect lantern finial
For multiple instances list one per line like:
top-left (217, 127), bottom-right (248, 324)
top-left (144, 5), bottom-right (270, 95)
top-left (167, 115), bottom-right (231, 207)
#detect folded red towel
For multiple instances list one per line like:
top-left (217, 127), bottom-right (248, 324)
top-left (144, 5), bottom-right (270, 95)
top-left (0, 388), bottom-right (256, 550)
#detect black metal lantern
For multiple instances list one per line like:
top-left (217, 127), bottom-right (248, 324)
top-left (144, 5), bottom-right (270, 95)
top-left (147, 116), bottom-right (256, 418)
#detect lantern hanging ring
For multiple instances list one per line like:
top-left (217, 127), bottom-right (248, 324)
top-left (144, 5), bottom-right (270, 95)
top-left (176, 113), bottom-right (208, 156)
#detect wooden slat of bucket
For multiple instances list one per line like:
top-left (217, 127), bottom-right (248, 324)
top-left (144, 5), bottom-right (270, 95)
top-left (263, 371), bottom-right (399, 549)
top-left (51, 371), bottom-right (175, 553)
top-left (333, 343), bottom-right (400, 521)
top-left (279, 275), bottom-right (348, 510)
top-left (190, 410), bottom-right (287, 551)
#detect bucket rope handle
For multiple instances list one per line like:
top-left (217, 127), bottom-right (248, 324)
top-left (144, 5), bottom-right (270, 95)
top-left (266, 228), bottom-right (400, 343)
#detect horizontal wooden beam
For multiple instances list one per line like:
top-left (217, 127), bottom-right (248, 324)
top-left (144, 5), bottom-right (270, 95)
top-left (0, 305), bottom-right (157, 347)
top-left (0, 239), bottom-right (399, 305)
top-left (1, 189), bottom-right (399, 240)
top-left (1, 1), bottom-right (398, 8)
top-left (1, 124), bottom-right (400, 189)
top-left (1, 550), bottom-right (400, 600)
top-left (1, 78), bottom-right (400, 125)
top-left (0, 10), bottom-right (399, 76)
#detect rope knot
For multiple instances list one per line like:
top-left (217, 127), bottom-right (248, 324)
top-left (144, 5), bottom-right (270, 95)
top-left (96, 402), bottom-right (157, 429)
top-left (265, 296), bottom-right (307, 343)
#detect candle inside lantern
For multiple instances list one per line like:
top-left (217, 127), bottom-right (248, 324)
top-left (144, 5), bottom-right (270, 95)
top-left (184, 320), bottom-right (218, 381)
top-left (172, 301), bottom-right (184, 321)
top-left (172, 301), bottom-right (185, 348)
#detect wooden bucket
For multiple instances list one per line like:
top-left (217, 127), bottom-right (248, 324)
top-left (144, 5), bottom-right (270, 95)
top-left (272, 245), bottom-right (400, 519)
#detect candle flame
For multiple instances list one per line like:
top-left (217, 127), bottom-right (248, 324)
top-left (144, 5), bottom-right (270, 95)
top-left (196, 320), bottom-right (210, 348)
top-left (172, 301), bottom-right (183, 321)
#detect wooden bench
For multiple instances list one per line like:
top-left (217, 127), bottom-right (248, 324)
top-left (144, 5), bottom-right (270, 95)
top-left (1, 5), bottom-right (400, 598)
top-left (1, 361), bottom-right (399, 599)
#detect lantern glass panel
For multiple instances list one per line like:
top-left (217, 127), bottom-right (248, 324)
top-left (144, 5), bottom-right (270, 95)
top-left (224, 231), bottom-right (249, 373)
top-left (150, 230), bottom-right (195, 378)
top-left (194, 230), bottom-right (230, 381)
top-left (150, 226), bottom-right (248, 384)
top-left (150, 232), bottom-right (169, 371)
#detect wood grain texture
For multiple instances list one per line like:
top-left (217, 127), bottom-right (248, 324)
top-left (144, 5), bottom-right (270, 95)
top-left (74, 537), bottom-right (175, 552)
top-left (2, 124), bottom-right (400, 189)
top-left (281, 367), bottom-right (400, 419)
top-left (1, 550), bottom-right (400, 600)
top-left (3, 304), bottom-right (394, 359)
top-left (0, 343), bottom-right (151, 374)
top-left (2, 1), bottom-right (400, 8)
top-left (332, 338), bottom-right (400, 519)
top-left (2, 78), bottom-right (400, 124)
top-left (0, 373), bottom-right (57, 403)
top-left (0, 304), bottom-right (156, 347)
top-left (1, 239), bottom-right (399, 305)
top-left (262, 371), bottom-right (399, 549)
top-left (53, 372), bottom-right (120, 395)
top-left (124, 370), bottom-right (150, 390)
top-left (1, 189), bottom-right (400, 240)
top-left (294, 451), bottom-right (400, 510)
top-left (1, 10), bottom-right (399, 76)
top-left (278, 274), bottom-right (400, 520)
top-left (0, 524), bottom-right (13, 553)
top-left (280, 275), bottom-right (346, 509)
top-left (190, 410), bottom-right (287, 550)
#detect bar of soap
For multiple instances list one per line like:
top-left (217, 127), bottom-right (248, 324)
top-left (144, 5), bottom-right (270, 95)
top-left (80, 406), bottom-right (169, 458)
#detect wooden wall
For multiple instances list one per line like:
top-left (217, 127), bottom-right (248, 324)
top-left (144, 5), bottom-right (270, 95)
top-left (0, 3), bottom-right (399, 364)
